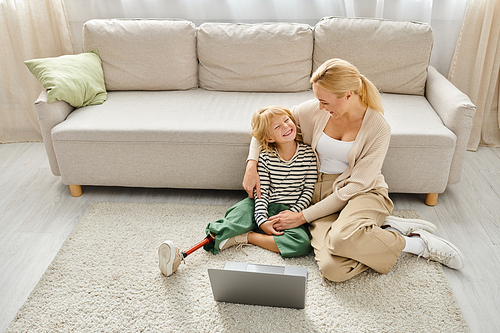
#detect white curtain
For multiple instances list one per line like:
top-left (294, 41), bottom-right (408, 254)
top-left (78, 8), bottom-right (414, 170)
top-left (448, 0), bottom-right (500, 150)
top-left (0, 0), bottom-right (74, 143)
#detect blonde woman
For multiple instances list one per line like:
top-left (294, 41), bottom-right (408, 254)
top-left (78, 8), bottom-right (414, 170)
top-left (159, 106), bottom-right (317, 277)
top-left (243, 59), bottom-right (464, 282)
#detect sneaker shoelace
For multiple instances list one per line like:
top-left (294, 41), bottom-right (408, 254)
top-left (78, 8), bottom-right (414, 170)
top-left (419, 246), bottom-right (454, 267)
top-left (404, 227), bottom-right (416, 236)
top-left (176, 248), bottom-right (186, 264)
top-left (234, 234), bottom-right (250, 255)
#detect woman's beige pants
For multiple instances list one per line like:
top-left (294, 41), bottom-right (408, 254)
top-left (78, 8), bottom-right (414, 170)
top-left (308, 173), bottom-right (405, 282)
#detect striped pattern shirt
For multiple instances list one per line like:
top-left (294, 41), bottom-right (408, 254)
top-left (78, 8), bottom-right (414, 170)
top-left (254, 143), bottom-right (318, 227)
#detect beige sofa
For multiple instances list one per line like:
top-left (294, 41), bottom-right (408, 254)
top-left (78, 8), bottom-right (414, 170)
top-left (35, 17), bottom-right (476, 205)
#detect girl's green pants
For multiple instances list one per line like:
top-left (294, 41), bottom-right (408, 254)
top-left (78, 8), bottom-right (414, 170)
top-left (203, 197), bottom-right (311, 258)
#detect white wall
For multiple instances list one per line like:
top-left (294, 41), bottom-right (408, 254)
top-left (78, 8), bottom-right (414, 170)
top-left (64, 0), bottom-right (468, 76)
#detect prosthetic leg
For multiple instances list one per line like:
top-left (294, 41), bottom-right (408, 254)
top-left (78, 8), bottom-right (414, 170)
top-left (181, 234), bottom-right (215, 258)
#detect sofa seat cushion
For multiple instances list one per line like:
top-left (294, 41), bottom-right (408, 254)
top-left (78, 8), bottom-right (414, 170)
top-left (52, 90), bottom-right (315, 144)
top-left (381, 93), bottom-right (456, 193)
top-left (382, 93), bottom-right (456, 148)
top-left (52, 91), bottom-right (455, 148)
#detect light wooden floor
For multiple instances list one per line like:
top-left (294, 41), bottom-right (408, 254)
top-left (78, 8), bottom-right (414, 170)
top-left (1, 142), bottom-right (499, 333)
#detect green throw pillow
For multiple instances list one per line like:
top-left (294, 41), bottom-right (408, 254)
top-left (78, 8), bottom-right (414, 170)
top-left (25, 50), bottom-right (107, 108)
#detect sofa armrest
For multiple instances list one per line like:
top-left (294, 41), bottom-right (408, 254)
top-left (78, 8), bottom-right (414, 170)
top-left (425, 66), bottom-right (476, 185)
top-left (35, 90), bottom-right (75, 176)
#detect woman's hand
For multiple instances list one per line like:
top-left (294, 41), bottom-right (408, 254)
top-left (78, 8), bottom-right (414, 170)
top-left (268, 210), bottom-right (307, 231)
top-left (259, 221), bottom-right (284, 236)
top-left (242, 160), bottom-right (261, 199)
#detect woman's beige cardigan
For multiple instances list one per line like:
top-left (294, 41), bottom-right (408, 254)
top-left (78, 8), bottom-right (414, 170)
top-left (248, 99), bottom-right (391, 223)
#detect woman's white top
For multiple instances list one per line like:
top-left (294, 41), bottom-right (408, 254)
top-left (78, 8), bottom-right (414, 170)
top-left (316, 132), bottom-right (354, 174)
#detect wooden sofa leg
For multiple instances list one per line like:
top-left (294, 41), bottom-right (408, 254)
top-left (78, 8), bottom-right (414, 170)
top-left (69, 185), bottom-right (83, 197)
top-left (425, 193), bottom-right (438, 206)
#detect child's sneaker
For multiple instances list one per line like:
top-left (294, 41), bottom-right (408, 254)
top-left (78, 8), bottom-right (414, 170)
top-left (158, 240), bottom-right (183, 276)
top-left (220, 232), bottom-right (251, 252)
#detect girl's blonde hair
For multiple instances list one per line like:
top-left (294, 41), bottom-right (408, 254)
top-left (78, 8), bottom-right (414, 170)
top-left (251, 105), bottom-right (302, 154)
top-left (311, 58), bottom-right (384, 114)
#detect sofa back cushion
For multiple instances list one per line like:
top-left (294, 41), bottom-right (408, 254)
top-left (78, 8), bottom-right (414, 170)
top-left (313, 17), bottom-right (433, 95)
top-left (197, 22), bottom-right (313, 92)
top-left (83, 19), bottom-right (198, 91)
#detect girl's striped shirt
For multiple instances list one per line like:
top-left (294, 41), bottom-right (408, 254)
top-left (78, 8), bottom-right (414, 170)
top-left (254, 143), bottom-right (318, 226)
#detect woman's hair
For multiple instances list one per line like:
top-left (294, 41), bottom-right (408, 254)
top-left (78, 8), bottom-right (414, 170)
top-left (251, 105), bottom-right (302, 154)
top-left (311, 58), bottom-right (384, 114)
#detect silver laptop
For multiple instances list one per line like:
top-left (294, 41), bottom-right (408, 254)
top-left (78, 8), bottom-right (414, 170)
top-left (208, 261), bottom-right (307, 309)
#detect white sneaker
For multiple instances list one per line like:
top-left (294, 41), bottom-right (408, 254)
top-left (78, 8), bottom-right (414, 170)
top-left (382, 215), bottom-right (437, 236)
top-left (158, 241), bottom-right (183, 277)
top-left (409, 229), bottom-right (464, 270)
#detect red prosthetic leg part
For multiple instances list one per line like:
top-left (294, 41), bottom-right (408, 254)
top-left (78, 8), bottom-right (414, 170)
top-left (181, 234), bottom-right (215, 258)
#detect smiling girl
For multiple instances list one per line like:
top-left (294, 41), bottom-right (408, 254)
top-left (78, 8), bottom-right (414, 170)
top-left (158, 105), bottom-right (317, 277)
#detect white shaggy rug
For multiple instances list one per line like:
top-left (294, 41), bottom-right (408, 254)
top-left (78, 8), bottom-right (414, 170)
top-left (7, 202), bottom-right (469, 332)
